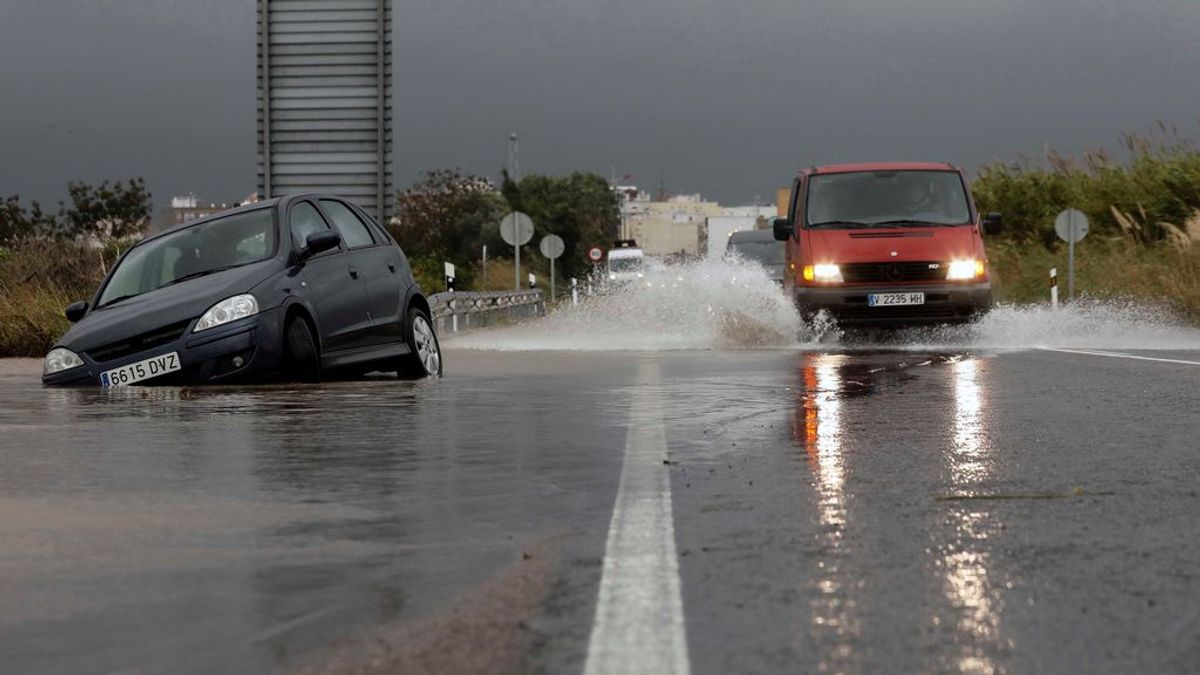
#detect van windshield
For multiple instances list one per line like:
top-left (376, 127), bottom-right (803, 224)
top-left (97, 209), bottom-right (276, 307)
top-left (806, 170), bottom-right (971, 228)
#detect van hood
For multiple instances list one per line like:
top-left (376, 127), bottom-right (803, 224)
top-left (56, 260), bottom-right (277, 355)
top-left (805, 226), bottom-right (982, 263)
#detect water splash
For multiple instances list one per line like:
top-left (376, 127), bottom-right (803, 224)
top-left (447, 258), bottom-right (802, 351)
top-left (849, 299), bottom-right (1200, 351)
top-left (446, 262), bottom-right (1200, 352)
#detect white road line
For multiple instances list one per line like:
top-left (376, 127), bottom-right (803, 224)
top-left (1038, 347), bottom-right (1200, 367)
top-left (584, 357), bottom-right (691, 675)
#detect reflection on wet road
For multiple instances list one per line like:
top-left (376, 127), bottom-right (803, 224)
top-left (3, 345), bottom-right (1200, 674)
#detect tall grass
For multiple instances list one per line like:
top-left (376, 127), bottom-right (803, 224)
top-left (974, 128), bottom-right (1200, 322)
top-left (0, 240), bottom-right (108, 357)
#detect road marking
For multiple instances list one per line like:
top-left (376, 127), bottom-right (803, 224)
top-left (1038, 347), bottom-right (1200, 367)
top-left (584, 357), bottom-right (691, 675)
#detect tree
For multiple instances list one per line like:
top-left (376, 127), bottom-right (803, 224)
top-left (393, 169), bottom-right (508, 289)
top-left (501, 171), bottom-right (619, 277)
top-left (1, 179), bottom-right (151, 246)
top-left (57, 179), bottom-right (152, 241)
top-left (0, 196), bottom-right (56, 244)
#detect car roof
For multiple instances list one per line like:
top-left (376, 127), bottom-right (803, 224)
top-left (152, 193), bottom-right (366, 239)
top-left (804, 162), bottom-right (959, 176)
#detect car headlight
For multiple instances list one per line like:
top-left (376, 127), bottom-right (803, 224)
top-left (44, 347), bottom-right (84, 375)
top-left (946, 259), bottom-right (984, 280)
top-left (803, 263), bottom-right (843, 283)
top-left (194, 294), bottom-right (259, 332)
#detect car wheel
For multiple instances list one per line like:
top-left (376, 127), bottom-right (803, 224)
top-left (398, 307), bottom-right (442, 378)
top-left (283, 316), bottom-right (320, 382)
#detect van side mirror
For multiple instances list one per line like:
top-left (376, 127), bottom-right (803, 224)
top-left (301, 229), bottom-right (341, 260)
top-left (772, 217), bottom-right (794, 241)
top-left (65, 301), bottom-right (88, 323)
top-left (982, 212), bottom-right (1003, 236)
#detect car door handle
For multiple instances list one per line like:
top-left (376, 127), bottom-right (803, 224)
top-left (348, 266), bottom-right (359, 279)
top-left (387, 263), bottom-right (396, 273)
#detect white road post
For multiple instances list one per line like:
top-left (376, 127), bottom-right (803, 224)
top-left (1050, 267), bottom-right (1059, 310)
top-left (572, 277), bottom-right (579, 306)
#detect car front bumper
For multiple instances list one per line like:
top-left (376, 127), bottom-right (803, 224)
top-left (794, 282), bottom-right (992, 325)
top-left (42, 307), bottom-right (284, 387)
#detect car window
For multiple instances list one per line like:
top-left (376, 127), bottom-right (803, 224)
top-left (319, 200), bottom-right (375, 249)
top-left (290, 201), bottom-right (332, 252)
top-left (97, 208), bottom-right (277, 307)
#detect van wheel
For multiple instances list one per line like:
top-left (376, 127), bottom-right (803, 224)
top-left (283, 316), bottom-right (320, 382)
top-left (398, 307), bottom-right (442, 378)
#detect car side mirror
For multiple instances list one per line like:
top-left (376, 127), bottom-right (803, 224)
top-left (772, 217), bottom-right (794, 241)
top-left (65, 301), bottom-right (88, 323)
top-left (301, 229), bottom-right (341, 260)
top-left (982, 212), bottom-right (1003, 236)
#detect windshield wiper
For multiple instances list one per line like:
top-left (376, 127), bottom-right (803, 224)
top-left (97, 293), bottom-right (140, 309)
top-left (808, 221), bottom-right (875, 229)
top-left (160, 265), bottom-right (239, 289)
top-left (872, 219), bottom-right (959, 227)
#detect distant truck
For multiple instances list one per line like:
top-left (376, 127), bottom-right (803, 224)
top-left (772, 162), bottom-right (1003, 324)
top-left (606, 240), bottom-right (645, 285)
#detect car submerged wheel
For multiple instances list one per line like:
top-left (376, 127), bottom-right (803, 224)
top-left (283, 316), bottom-right (320, 382)
top-left (399, 307), bottom-right (442, 378)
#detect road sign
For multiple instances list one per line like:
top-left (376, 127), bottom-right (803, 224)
top-left (540, 235), bottom-right (565, 303)
top-left (499, 212), bottom-right (534, 246)
top-left (500, 211), bottom-right (534, 291)
top-left (1054, 209), bottom-right (1089, 243)
top-left (539, 234), bottom-right (565, 260)
top-left (587, 246), bottom-right (603, 263)
top-left (1054, 209), bottom-right (1089, 301)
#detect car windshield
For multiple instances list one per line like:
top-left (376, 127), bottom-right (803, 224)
top-left (97, 209), bottom-right (276, 307)
top-left (609, 256), bottom-right (643, 272)
top-left (728, 238), bottom-right (785, 266)
top-left (806, 170), bottom-right (971, 228)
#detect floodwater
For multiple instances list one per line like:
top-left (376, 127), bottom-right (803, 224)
top-left (4, 259), bottom-right (1200, 673)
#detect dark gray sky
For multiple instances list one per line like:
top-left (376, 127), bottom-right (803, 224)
top-left (2, 0), bottom-right (1198, 208)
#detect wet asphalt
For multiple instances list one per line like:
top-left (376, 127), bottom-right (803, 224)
top-left (1, 346), bottom-right (1199, 674)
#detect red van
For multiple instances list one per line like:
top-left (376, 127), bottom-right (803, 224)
top-left (772, 162), bottom-right (1003, 324)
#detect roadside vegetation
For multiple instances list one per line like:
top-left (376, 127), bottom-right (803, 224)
top-left (391, 169), bottom-right (618, 294)
top-left (974, 129), bottom-right (1200, 320)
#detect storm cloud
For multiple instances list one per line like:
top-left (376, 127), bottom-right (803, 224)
top-left (2, 0), bottom-right (1198, 207)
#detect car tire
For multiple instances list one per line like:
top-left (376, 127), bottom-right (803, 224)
top-left (283, 315), bottom-right (320, 382)
top-left (398, 307), bottom-right (442, 378)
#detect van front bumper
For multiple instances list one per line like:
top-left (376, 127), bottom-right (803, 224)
top-left (794, 282), bottom-right (993, 325)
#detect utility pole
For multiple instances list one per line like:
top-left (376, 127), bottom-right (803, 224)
top-left (508, 133), bottom-right (520, 180)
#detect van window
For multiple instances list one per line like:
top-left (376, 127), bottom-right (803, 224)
top-left (806, 170), bottom-right (970, 227)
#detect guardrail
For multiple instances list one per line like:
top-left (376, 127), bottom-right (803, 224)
top-left (428, 290), bottom-right (546, 335)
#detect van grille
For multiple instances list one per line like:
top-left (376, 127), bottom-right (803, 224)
top-left (840, 261), bottom-right (945, 284)
top-left (86, 320), bottom-right (191, 363)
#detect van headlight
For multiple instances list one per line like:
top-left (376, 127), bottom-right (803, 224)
top-left (946, 259), bottom-right (984, 280)
top-left (803, 263), bottom-right (843, 283)
top-left (194, 294), bottom-right (259, 332)
top-left (44, 347), bottom-right (84, 375)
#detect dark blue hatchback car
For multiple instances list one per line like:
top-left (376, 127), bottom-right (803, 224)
top-left (42, 194), bottom-right (442, 386)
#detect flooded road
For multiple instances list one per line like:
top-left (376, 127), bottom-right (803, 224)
top-left (3, 345), bottom-right (1200, 673)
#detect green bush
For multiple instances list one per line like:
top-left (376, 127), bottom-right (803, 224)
top-left (0, 240), bottom-right (110, 357)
